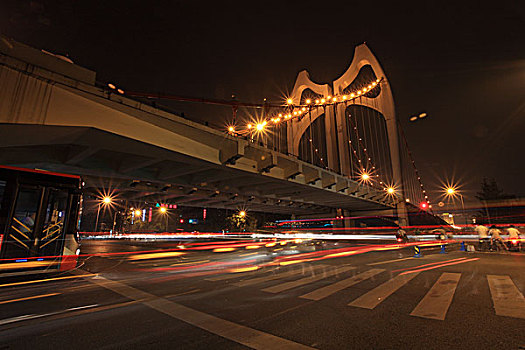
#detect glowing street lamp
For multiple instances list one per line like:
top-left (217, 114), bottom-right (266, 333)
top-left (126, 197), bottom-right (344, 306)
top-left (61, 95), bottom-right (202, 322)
top-left (386, 187), bottom-right (395, 194)
top-left (239, 210), bottom-right (246, 217)
top-left (134, 209), bottom-right (142, 217)
top-left (361, 172), bottom-right (370, 182)
top-left (159, 206), bottom-right (168, 231)
top-left (95, 195), bottom-right (113, 233)
top-left (443, 184), bottom-right (465, 220)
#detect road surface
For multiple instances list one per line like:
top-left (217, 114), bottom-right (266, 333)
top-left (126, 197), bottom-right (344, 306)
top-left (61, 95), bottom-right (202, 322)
top-left (0, 238), bottom-right (523, 349)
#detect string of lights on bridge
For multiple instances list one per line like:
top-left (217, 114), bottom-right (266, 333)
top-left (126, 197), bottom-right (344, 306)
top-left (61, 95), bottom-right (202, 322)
top-left (223, 76), bottom-right (433, 210)
top-left (227, 78), bottom-right (383, 135)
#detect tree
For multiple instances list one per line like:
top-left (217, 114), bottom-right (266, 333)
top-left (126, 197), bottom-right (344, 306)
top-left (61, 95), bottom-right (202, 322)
top-left (475, 177), bottom-right (516, 224)
top-left (476, 178), bottom-right (503, 201)
top-left (476, 177), bottom-right (516, 201)
top-left (226, 213), bottom-right (257, 232)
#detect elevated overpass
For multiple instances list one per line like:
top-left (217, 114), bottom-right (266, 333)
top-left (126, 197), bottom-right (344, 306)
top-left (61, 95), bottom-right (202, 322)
top-left (0, 36), bottom-right (398, 217)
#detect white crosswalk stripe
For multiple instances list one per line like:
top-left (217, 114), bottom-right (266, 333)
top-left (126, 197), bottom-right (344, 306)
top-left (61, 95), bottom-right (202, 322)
top-left (487, 275), bottom-right (525, 319)
top-left (410, 272), bottom-right (460, 320)
top-left (262, 266), bottom-right (355, 294)
top-left (233, 264), bottom-right (329, 287)
top-left (301, 268), bottom-right (384, 301)
top-left (206, 263), bottom-right (524, 321)
top-left (349, 272), bottom-right (420, 309)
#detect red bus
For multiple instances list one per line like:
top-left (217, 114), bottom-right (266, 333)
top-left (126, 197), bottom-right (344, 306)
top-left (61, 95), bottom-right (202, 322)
top-left (0, 166), bottom-right (82, 277)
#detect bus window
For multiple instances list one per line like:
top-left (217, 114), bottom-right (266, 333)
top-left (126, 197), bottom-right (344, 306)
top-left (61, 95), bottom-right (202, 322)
top-left (5, 187), bottom-right (41, 259)
top-left (39, 188), bottom-right (68, 256)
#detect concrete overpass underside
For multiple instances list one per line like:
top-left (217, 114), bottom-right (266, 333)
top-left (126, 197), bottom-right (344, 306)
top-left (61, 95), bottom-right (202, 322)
top-left (0, 124), bottom-right (395, 215)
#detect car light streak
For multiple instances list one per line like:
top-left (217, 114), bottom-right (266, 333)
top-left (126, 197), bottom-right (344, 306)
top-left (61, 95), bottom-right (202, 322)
top-left (229, 266), bottom-right (259, 273)
top-left (0, 274), bottom-right (97, 288)
top-left (127, 251), bottom-right (185, 260)
top-left (213, 247), bottom-right (236, 253)
top-left (0, 292), bottom-right (60, 305)
top-left (400, 258), bottom-right (479, 275)
top-left (0, 260), bottom-right (58, 270)
top-left (170, 260), bottom-right (209, 266)
top-left (391, 258), bottom-right (467, 273)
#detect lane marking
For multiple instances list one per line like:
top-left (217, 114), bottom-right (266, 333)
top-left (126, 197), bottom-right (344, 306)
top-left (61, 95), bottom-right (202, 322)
top-left (205, 267), bottom-right (271, 282)
top-left (0, 273), bottom-right (96, 288)
top-left (0, 292), bottom-right (60, 305)
top-left (0, 301), bottom-right (134, 328)
top-left (349, 272), bottom-right (420, 309)
top-left (78, 272), bottom-right (313, 349)
top-left (263, 266), bottom-right (355, 294)
top-left (400, 258), bottom-right (479, 275)
top-left (165, 289), bottom-right (201, 298)
top-left (366, 257), bottom-right (414, 266)
top-left (410, 272), bottom-right (461, 320)
top-left (0, 313), bottom-right (54, 326)
top-left (487, 275), bottom-right (525, 319)
top-left (301, 268), bottom-right (383, 301)
top-left (233, 265), bottom-right (327, 287)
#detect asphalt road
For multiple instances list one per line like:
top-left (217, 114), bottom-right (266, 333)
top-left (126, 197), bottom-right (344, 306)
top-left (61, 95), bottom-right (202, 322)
top-left (0, 238), bottom-right (524, 349)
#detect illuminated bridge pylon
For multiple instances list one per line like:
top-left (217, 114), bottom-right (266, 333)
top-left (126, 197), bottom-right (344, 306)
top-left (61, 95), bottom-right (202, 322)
top-left (282, 44), bottom-right (428, 225)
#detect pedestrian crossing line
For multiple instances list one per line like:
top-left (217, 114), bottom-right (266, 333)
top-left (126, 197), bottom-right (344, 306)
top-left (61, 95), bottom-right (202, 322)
top-left (410, 272), bottom-right (461, 320)
top-left (262, 266), bottom-right (356, 294)
top-left (234, 264), bottom-right (329, 288)
top-left (301, 268), bottom-right (384, 301)
top-left (487, 275), bottom-right (525, 319)
top-left (348, 272), bottom-right (420, 309)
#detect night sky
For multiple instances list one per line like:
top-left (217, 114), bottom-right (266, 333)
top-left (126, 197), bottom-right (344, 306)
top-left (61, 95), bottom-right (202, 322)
top-left (1, 1), bottom-right (524, 203)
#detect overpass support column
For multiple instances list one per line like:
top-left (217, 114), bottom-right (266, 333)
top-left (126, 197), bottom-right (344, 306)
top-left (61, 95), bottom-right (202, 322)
top-left (379, 80), bottom-right (408, 227)
top-left (334, 104), bottom-right (351, 176)
top-left (342, 209), bottom-right (356, 230)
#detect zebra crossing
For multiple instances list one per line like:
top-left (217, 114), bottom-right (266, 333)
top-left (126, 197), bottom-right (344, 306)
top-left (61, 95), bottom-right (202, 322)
top-left (205, 264), bottom-right (525, 320)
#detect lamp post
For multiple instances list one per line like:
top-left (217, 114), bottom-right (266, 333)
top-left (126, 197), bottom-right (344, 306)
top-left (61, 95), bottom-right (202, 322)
top-left (444, 186), bottom-right (466, 225)
top-left (159, 206), bottom-right (168, 232)
top-left (94, 196), bottom-right (112, 232)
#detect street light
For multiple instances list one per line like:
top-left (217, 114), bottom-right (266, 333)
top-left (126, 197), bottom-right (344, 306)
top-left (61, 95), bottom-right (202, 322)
top-left (95, 196), bottom-right (112, 232)
top-left (443, 184), bottom-right (466, 224)
top-left (159, 206), bottom-right (168, 231)
top-left (239, 210), bottom-right (246, 217)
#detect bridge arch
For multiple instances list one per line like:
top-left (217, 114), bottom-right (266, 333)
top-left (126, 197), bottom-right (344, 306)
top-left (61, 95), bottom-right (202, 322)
top-left (287, 43), bottom-right (407, 224)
